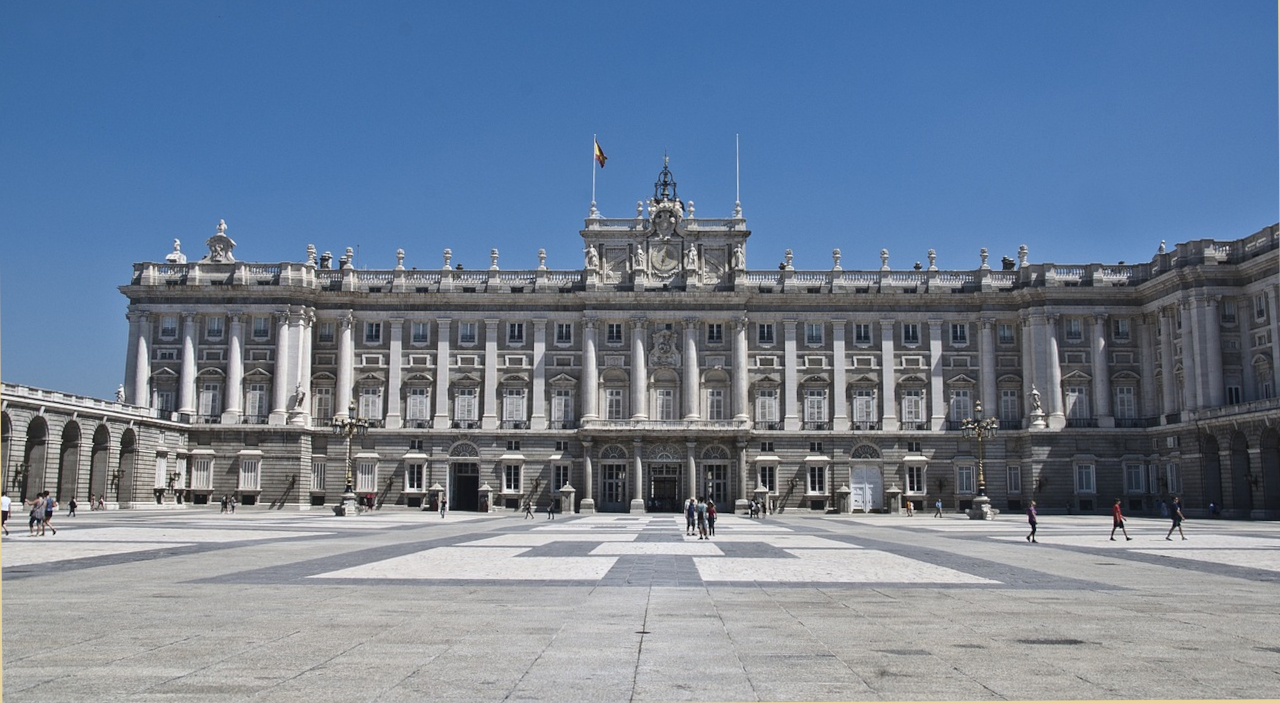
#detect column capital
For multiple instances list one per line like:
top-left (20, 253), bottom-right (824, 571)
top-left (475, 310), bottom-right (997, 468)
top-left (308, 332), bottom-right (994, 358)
top-left (127, 311), bottom-right (149, 323)
top-left (1092, 312), bottom-right (1108, 324)
top-left (631, 317), bottom-right (648, 329)
top-left (980, 318), bottom-right (996, 329)
top-left (183, 312), bottom-right (198, 322)
top-left (583, 317), bottom-right (598, 330)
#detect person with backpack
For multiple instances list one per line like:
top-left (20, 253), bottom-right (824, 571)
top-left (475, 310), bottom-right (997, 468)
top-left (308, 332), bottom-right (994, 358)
top-left (695, 497), bottom-right (708, 540)
top-left (707, 500), bottom-right (717, 537)
top-left (685, 497), bottom-right (696, 536)
top-left (42, 492), bottom-right (58, 535)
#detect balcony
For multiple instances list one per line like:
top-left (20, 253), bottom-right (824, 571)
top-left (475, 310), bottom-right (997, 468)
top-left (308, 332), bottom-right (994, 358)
top-left (243, 415), bottom-right (268, 425)
top-left (756, 421), bottom-right (783, 431)
top-left (945, 420), bottom-right (965, 431)
top-left (801, 421), bottom-right (831, 431)
top-left (851, 421), bottom-right (881, 431)
top-left (407, 420), bottom-right (431, 429)
top-left (998, 419), bottom-right (1021, 431)
top-left (579, 418), bottom-right (751, 434)
top-left (452, 420), bottom-right (480, 430)
top-left (1066, 418), bottom-right (1099, 428)
top-left (899, 421), bottom-right (927, 431)
top-left (500, 420), bottom-right (529, 430)
top-left (548, 421), bottom-right (577, 430)
top-left (1115, 417), bottom-right (1160, 429)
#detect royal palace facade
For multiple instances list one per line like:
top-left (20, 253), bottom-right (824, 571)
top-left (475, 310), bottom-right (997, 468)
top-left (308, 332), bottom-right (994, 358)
top-left (4, 164), bottom-right (1280, 517)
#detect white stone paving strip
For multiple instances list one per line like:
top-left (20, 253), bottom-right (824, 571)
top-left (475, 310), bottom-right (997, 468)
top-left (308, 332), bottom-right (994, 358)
top-left (311, 547), bottom-right (618, 581)
top-left (1, 528), bottom-right (329, 543)
top-left (990, 534), bottom-right (1280, 549)
top-left (1133, 548), bottom-right (1280, 573)
top-left (461, 534), bottom-right (638, 547)
top-left (590, 542), bottom-right (723, 555)
top-left (704, 535), bottom-right (861, 548)
top-left (694, 548), bottom-right (998, 584)
top-left (2, 542), bottom-right (195, 568)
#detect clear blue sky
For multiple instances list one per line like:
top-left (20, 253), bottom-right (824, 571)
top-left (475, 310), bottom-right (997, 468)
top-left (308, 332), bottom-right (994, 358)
top-left (1, 1), bottom-right (1275, 399)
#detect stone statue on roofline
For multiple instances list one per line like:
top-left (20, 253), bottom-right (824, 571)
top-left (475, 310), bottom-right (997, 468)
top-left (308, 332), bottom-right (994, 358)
top-left (201, 219), bottom-right (236, 263)
top-left (165, 239), bottom-right (187, 264)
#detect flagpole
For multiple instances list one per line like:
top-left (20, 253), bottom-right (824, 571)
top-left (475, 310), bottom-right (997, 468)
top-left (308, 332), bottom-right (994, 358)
top-left (591, 133), bottom-right (597, 207)
top-left (734, 133), bottom-right (742, 218)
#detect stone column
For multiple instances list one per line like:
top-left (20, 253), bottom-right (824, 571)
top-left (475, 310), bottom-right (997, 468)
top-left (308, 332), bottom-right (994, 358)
top-left (1241, 305), bottom-right (1258, 402)
top-left (732, 316), bottom-right (749, 421)
top-left (928, 319), bottom-right (945, 430)
top-left (1138, 314), bottom-right (1158, 416)
top-left (683, 318), bottom-right (700, 420)
top-left (1269, 287), bottom-right (1280, 393)
top-left (580, 440), bottom-right (596, 513)
top-left (1159, 308), bottom-right (1178, 418)
top-left (832, 320), bottom-right (847, 430)
top-left (531, 319), bottom-right (548, 430)
top-left (783, 320), bottom-right (799, 431)
top-left (178, 313), bottom-right (198, 416)
top-left (1091, 314), bottom-right (1113, 427)
top-left (433, 318), bottom-right (451, 428)
top-left (270, 312), bottom-right (291, 424)
top-left (631, 318), bottom-right (648, 419)
top-left (581, 318), bottom-right (599, 420)
top-left (631, 438), bottom-right (645, 513)
top-left (980, 319), bottom-right (997, 418)
top-left (735, 440), bottom-right (749, 513)
top-left (131, 313), bottom-right (153, 408)
top-left (222, 313), bottom-right (244, 422)
top-left (482, 319), bottom-right (499, 429)
top-left (385, 318), bottom-right (404, 429)
top-left (295, 310), bottom-right (313, 425)
top-left (880, 318), bottom-right (897, 431)
top-left (1045, 314), bottom-right (1065, 428)
top-left (1020, 314), bottom-right (1036, 427)
top-left (1201, 297), bottom-right (1224, 407)
top-left (686, 440), bottom-right (698, 501)
top-left (124, 312), bottom-right (141, 405)
top-left (336, 314), bottom-right (354, 420)
top-left (1179, 301), bottom-right (1198, 411)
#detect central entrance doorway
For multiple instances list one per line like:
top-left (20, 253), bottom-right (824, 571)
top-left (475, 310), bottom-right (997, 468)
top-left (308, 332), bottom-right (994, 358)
top-left (648, 464), bottom-right (682, 512)
top-left (452, 462), bottom-right (479, 511)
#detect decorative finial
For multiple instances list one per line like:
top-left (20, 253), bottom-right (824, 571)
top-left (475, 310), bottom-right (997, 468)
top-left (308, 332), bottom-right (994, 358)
top-left (784, 249), bottom-right (794, 270)
top-left (1018, 244), bottom-right (1029, 268)
top-left (443, 248), bottom-right (452, 270)
top-left (979, 248), bottom-right (989, 270)
top-left (880, 248), bottom-right (890, 271)
top-left (537, 248), bottom-right (547, 270)
top-left (1158, 240), bottom-right (1166, 254)
top-left (395, 248), bottom-right (405, 270)
top-left (490, 248), bottom-right (500, 270)
top-left (165, 238), bottom-right (187, 264)
top-left (832, 249), bottom-right (842, 271)
top-left (306, 244), bottom-right (317, 267)
top-left (687, 200), bottom-right (694, 218)
top-left (733, 201), bottom-right (742, 219)
top-left (588, 201), bottom-right (600, 219)
top-left (927, 249), bottom-right (937, 271)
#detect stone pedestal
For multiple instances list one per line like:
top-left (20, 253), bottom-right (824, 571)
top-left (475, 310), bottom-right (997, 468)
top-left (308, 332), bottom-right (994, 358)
top-left (479, 483), bottom-right (494, 513)
top-left (967, 494), bottom-right (998, 520)
top-left (885, 485), bottom-right (903, 514)
top-left (338, 490), bottom-right (359, 517)
top-left (559, 483), bottom-right (576, 515)
top-left (578, 498), bottom-right (596, 515)
top-left (1030, 411), bottom-right (1047, 429)
top-left (836, 485), bottom-right (853, 514)
top-left (629, 498), bottom-right (646, 514)
top-left (734, 498), bottom-right (749, 515)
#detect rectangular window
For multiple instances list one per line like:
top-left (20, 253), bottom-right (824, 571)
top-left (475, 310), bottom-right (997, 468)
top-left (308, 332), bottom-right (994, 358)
top-left (1065, 386), bottom-right (1090, 419)
top-left (313, 387), bottom-right (333, 422)
top-left (758, 323), bottom-right (775, 345)
top-left (1007, 466), bottom-right (1021, 495)
top-left (855, 323), bottom-right (872, 345)
top-left (555, 323), bottom-right (573, 345)
top-left (554, 465), bottom-right (571, 490)
top-left (807, 465), bottom-right (827, 494)
top-left (1165, 462), bottom-right (1181, 494)
top-left (206, 316), bottom-right (224, 340)
top-left (310, 459), bottom-right (325, 491)
top-left (1114, 387), bottom-right (1136, 419)
top-left (1221, 300), bottom-right (1237, 324)
top-left (804, 390), bottom-right (827, 423)
top-left (853, 390), bottom-right (875, 426)
top-left (1065, 318), bottom-right (1083, 342)
top-left (551, 389), bottom-right (574, 426)
top-left (359, 386), bottom-right (382, 420)
top-left (405, 463), bottom-right (424, 492)
top-left (406, 387), bottom-right (430, 421)
top-left (1125, 463), bottom-right (1144, 494)
top-left (602, 464), bottom-right (626, 504)
top-left (239, 458), bottom-right (261, 491)
top-left (902, 323), bottom-right (920, 345)
top-left (758, 466), bottom-right (776, 493)
top-left (949, 389), bottom-right (971, 421)
top-left (411, 322), bottom-right (430, 344)
top-left (997, 323), bottom-right (1016, 345)
top-left (155, 390), bottom-right (175, 413)
top-left (364, 322), bottom-right (382, 344)
top-left (198, 383), bottom-right (221, 418)
top-left (809, 441), bottom-right (823, 453)
top-left (502, 388), bottom-right (526, 422)
top-left (706, 323), bottom-right (724, 344)
top-left (317, 321), bottom-right (335, 343)
top-left (503, 464), bottom-right (521, 493)
top-left (606, 323), bottom-right (624, 345)
top-left (245, 383), bottom-right (269, 421)
top-left (901, 390), bottom-right (924, 423)
top-left (755, 389), bottom-right (779, 423)
top-left (507, 322), bottom-right (525, 344)
top-left (459, 322), bottom-right (477, 345)
top-left (999, 389), bottom-right (1020, 422)
top-left (1255, 294), bottom-right (1267, 321)
top-left (957, 466), bottom-right (975, 494)
top-left (1075, 464), bottom-right (1096, 494)
top-left (252, 317), bottom-right (270, 340)
top-left (1226, 385), bottom-right (1242, 405)
top-left (191, 457), bottom-right (213, 490)
top-left (606, 389), bottom-right (625, 420)
top-left (759, 441), bottom-right (774, 452)
top-left (655, 389), bottom-right (675, 421)
top-left (1112, 318), bottom-right (1130, 341)
top-left (906, 465), bottom-right (925, 494)
top-left (355, 461), bottom-right (376, 493)
top-left (706, 389), bottom-right (726, 420)
top-left (805, 322), bottom-right (823, 345)
top-left (160, 315), bottom-right (179, 339)
top-left (950, 323), bottom-right (968, 345)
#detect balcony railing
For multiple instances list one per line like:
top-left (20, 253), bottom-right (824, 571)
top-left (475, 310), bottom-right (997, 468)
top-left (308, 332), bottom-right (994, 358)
top-left (243, 415), bottom-right (268, 425)
top-left (945, 420), bottom-right (965, 431)
top-left (580, 418), bottom-right (751, 432)
top-left (899, 421), bottom-right (927, 431)
top-left (801, 421), bottom-right (831, 431)
top-left (1115, 417), bottom-right (1160, 428)
top-left (851, 421), bottom-right (881, 431)
top-left (548, 421), bottom-right (577, 430)
top-left (998, 419), bottom-right (1022, 431)
top-left (407, 420), bottom-right (431, 429)
top-left (500, 420), bottom-right (529, 430)
top-left (452, 420), bottom-right (480, 429)
top-left (1066, 418), bottom-right (1099, 428)
top-left (757, 421), bottom-right (783, 431)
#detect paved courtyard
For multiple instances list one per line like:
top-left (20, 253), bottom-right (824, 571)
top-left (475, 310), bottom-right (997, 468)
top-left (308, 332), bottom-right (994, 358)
top-left (3, 508), bottom-right (1280, 702)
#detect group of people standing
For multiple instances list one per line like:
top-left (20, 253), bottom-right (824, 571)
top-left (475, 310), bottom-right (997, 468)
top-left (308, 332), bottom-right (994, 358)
top-left (1, 491), bottom-right (62, 536)
top-left (219, 495), bottom-right (237, 513)
top-left (684, 497), bottom-right (717, 539)
top-left (1025, 497), bottom-right (1189, 543)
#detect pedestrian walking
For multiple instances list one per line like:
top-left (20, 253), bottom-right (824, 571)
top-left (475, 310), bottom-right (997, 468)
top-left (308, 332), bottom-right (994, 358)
top-left (707, 501), bottom-right (717, 537)
top-left (96, 495), bottom-right (105, 511)
top-left (695, 497), bottom-right (708, 540)
top-left (68, 498), bottom-right (78, 517)
top-left (1025, 500), bottom-right (1038, 543)
top-left (28, 493), bottom-right (46, 536)
top-left (685, 497), bottom-right (696, 536)
top-left (220, 495), bottom-right (229, 514)
top-left (229, 496), bottom-right (237, 514)
top-left (1165, 496), bottom-right (1188, 541)
top-left (523, 500), bottom-right (534, 519)
top-left (1, 491), bottom-right (11, 536)
top-left (1110, 498), bottom-right (1132, 541)
top-left (439, 497), bottom-right (448, 518)
top-left (904, 498), bottom-right (914, 517)
top-left (547, 498), bottom-right (556, 519)
top-left (43, 492), bottom-right (58, 535)
top-left (89, 493), bottom-right (97, 511)
top-left (934, 498), bottom-right (943, 518)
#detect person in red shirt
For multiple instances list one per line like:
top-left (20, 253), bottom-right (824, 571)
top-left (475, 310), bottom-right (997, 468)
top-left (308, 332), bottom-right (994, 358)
top-left (1110, 498), bottom-right (1132, 541)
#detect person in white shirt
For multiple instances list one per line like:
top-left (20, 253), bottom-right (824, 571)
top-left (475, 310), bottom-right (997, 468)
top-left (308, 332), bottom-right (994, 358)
top-left (0, 491), bottom-right (11, 535)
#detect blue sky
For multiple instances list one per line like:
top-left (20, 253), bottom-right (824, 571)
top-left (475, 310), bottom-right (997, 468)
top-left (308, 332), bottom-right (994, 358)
top-left (1, 1), bottom-right (1275, 398)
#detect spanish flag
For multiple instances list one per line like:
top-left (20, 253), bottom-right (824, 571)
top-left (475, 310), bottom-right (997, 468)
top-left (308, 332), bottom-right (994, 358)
top-left (594, 139), bottom-right (607, 168)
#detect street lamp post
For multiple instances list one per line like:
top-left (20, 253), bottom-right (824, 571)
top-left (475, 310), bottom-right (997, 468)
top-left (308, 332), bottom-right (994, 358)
top-left (12, 462), bottom-right (31, 498)
top-left (961, 399), bottom-right (999, 520)
top-left (331, 401), bottom-right (369, 516)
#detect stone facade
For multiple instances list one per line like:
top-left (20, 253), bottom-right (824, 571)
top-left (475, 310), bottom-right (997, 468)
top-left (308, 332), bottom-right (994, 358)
top-left (4, 163), bottom-right (1279, 517)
